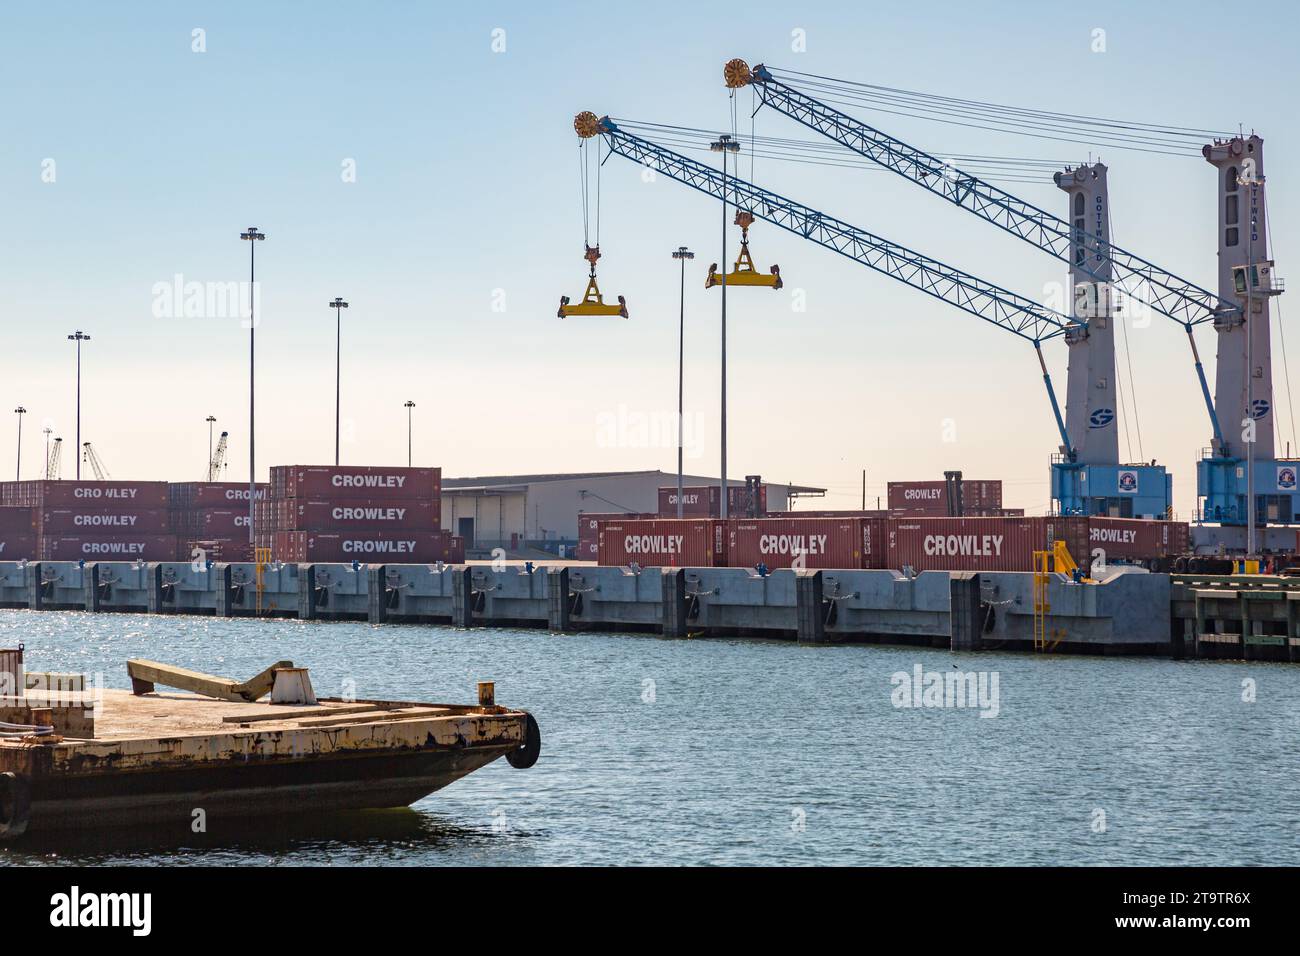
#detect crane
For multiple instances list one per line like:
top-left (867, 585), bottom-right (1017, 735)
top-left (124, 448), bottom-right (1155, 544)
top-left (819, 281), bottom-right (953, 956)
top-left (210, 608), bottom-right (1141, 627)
top-left (728, 61), bottom-right (1283, 525)
top-left (576, 114), bottom-right (1083, 460)
top-left (558, 113), bottom-right (628, 318)
top-left (82, 442), bottom-right (110, 480)
top-left (207, 431), bottom-right (229, 481)
top-left (46, 437), bottom-right (62, 481)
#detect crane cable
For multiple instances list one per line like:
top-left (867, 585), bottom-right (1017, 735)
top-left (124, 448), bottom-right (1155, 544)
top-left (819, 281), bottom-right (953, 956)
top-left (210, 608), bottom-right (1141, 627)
top-left (1266, 208), bottom-right (1298, 455)
top-left (1109, 205), bottom-right (1146, 463)
top-left (612, 118), bottom-right (1072, 186)
top-left (769, 67), bottom-right (1231, 136)
top-left (578, 136), bottom-right (590, 247)
top-left (765, 67), bottom-right (1233, 157)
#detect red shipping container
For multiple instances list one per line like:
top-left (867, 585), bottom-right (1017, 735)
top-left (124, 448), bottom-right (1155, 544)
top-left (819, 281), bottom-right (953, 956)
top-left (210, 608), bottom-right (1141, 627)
top-left (37, 508), bottom-right (171, 534)
top-left (0, 507), bottom-right (35, 534)
top-left (0, 534), bottom-right (37, 559)
top-left (657, 485), bottom-right (767, 517)
top-left (784, 509), bottom-right (890, 519)
top-left (40, 534), bottom-right (178, 561)
top-left (198, 510), bottom-right (252, 535)
top-left (169, 482), bottom-right (269, 510)
top-left (184, 537), bottom-right (253, 563)
top-left (276, 530), bottom-right (456, 563)
top-left (885, 516), bottom-right (1088, 572)
top-left (578, 512), bottom-right (626, 561)
top-left (5, 480), bottom-right (171, 509)
top-left (887, 480), bottom-right (1003, 516)
top-left (1088, 517), bottom-right (1190, 562)
top-left (271, 465), bottom-right (441, 501)
top-left (270, 498), bottom-right (440, 531)
top-left (727, 517), bottom-right (871, 570)
top-left (598, 519), bottom-right (723, 567)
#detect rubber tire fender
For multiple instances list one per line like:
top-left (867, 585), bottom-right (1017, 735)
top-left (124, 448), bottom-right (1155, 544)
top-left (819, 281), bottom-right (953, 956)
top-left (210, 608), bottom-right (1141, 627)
top-left (0, 772), bottom-right (31, 839)
top-left (506, 712), bottom-right (542, 770)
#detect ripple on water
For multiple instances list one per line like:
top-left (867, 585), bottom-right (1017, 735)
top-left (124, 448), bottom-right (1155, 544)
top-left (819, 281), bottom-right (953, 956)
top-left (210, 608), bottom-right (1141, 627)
top-left (1, 609), bottom-right (1297, 866)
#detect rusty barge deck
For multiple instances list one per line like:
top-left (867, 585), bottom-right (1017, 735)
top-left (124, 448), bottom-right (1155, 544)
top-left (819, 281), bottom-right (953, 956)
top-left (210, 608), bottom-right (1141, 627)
top-left (0, 681), bottom-right (538, 837)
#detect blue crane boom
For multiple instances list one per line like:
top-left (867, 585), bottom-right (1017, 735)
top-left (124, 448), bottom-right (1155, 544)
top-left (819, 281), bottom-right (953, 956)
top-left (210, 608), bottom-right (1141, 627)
top-left (583, 114), bottom-right (1079, 456)
top-left (734, 61), bottom-right (1230, 449)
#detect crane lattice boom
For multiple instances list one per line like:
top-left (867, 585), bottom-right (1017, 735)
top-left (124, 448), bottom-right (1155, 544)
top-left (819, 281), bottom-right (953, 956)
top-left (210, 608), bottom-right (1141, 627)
top-left (740, 63), bottom-right (1235, 327)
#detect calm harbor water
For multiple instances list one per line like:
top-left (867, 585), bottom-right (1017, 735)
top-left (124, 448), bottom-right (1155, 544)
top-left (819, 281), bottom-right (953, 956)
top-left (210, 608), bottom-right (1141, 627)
top-left (1, 608), bottom-right (1296, 866)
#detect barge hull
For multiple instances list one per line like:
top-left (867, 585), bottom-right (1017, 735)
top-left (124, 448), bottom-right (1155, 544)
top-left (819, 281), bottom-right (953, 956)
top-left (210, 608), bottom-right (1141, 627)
top-left (22, 746), bottom-right (514, 832)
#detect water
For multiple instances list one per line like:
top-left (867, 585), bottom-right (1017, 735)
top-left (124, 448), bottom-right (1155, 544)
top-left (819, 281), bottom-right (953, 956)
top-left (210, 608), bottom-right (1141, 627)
top-left (2, 608), bottom-right (1297, 866)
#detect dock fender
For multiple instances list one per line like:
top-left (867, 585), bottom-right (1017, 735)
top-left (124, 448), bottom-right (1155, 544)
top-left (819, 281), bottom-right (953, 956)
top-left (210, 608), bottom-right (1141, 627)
top-left (506, 712), bottom-right (542, 770)
top-left (0, 771), bottom-right (31, 839)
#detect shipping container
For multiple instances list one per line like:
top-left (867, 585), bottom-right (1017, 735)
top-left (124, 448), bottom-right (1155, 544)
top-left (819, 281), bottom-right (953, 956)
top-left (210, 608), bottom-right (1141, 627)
top-left (1, 480), bottom-right (169, 509)
top-left (40, 534), bottom-right (178, 561)
top-left (257, 498), bottom-right (440, 532)
top-left (657, 484), bottom-right (767, 518)
top-left (270, 530), bottom-right (458, 563)
top-left (727, 517), bottom-right (872, 570)
top-left (0, 534), bottom-right (37, 559)
top-left (168, 482), bottom-right (269, 510)
top-left (598, 518), bottom-right (723, 567)
top-left (885, 516), bottom-right (1088, 572)
top-left (37, 508), bottom-right (171, 534)
top-left (184, 537), bottom-right (252, 563)
top-left (1088, 517), bottom-right (1190, 562)
top-left (0, 507), bottom-right (36, 534)
top-left (577, 512), bottom-right (649, 562)
top-left (194, 510), bottom-right (252, 536)
top-left (269, 465), bottom-right (441, 501)
top-left (783, 509), bottom-right (890, 519)
top-left (886, 480), bottom-right (1003, 516)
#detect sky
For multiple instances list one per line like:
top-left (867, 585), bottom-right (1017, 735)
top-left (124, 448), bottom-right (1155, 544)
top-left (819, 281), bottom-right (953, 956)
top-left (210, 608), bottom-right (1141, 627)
top-left (1, 0), bottom-right (1296, 516)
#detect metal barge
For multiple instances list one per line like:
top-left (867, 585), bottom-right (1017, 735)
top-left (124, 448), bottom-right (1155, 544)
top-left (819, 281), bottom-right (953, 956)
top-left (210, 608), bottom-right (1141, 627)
top-left (0, 657), bottom-right (540, 839)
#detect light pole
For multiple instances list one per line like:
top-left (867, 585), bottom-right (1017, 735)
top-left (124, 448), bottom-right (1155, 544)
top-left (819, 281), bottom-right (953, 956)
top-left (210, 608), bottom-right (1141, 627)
top-left (404, 400), bottom-right (416, 467)
top-left (241, 226), bottom-right (265, 546)
top-left (42, 426), bottom-right (51, 480)
top-left (67, 330), bottom-right (90, 479)
top-left (330, 297), bottom-right (349, 466)
top-left (710, 134), bottom-right (740, 519)
top-left (205, 415), bottom-right (216, 480)
top-left (13, 407), bottom-right (26, 481)
top-left (671, 246), bottom-right (694, 518)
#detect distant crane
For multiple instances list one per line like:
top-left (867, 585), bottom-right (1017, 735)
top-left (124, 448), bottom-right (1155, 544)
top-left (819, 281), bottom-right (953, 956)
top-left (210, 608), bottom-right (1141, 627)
top-left (46, 437), bottom-right (62, 480)
top-left (206, 431), bottom-right (229, 481)
top-left (82, 442), bottom-right (111, 480)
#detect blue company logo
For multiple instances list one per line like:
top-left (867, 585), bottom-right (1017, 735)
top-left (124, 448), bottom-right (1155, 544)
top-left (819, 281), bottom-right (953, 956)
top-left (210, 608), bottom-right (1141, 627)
top-left (1117, 470), bottom-right (1139, 492)
top-left (1251, 398), bottom-right (1271, 420)
top-left (1089, 408), bottom-right (1115, 428)
top-left (1279, 467), bottom-right (1297, 491)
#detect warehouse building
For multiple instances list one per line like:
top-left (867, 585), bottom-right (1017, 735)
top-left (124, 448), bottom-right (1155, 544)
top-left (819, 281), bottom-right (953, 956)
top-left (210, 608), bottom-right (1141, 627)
top-left (441, 470), bottom-right (824, 554)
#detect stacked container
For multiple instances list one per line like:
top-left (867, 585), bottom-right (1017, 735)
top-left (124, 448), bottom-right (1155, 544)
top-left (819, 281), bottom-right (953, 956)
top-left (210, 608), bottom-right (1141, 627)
top-left (592, 514), bottom-right (1188, 571)
top-left (577, 512), bottom-right (654, 561)
top-left (597, 518), bottom-right (725, 567)
top-left (168, 482), bottom-right (269, 562)
top-left (258, 465), bottom-right (462, 563)
top-left (1089, 516), bottom-right (1190, 562)
top-left (886, 480), bottom-right (1004, 517)
top-left (885, 516), bottom-right (1090, 572)
top-left (657, 484), bottom-right (767, 518)
top-left (0, 480), bottom-right (175, 561)
top-left (727, 516), bottom-right (886, 570)
top-left (0, 506), bottom-right (37, 560)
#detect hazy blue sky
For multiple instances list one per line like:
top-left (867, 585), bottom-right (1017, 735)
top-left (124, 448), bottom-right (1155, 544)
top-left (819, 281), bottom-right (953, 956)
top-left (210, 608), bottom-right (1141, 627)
top-left (2, 1), bottom-right (1296, 515)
